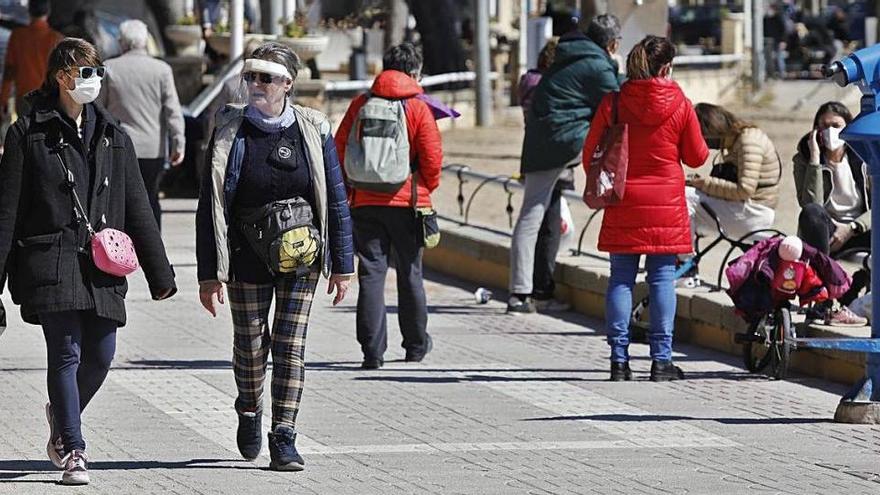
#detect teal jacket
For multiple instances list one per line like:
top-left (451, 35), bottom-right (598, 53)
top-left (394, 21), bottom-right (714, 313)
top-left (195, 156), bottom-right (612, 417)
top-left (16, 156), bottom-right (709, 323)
top-left (521, 32), bottom-right (621, 173)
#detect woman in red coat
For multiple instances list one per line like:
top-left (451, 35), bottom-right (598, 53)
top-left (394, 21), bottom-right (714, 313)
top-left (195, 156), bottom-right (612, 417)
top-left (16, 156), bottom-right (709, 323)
top-left (582, 36), bottom-right (709, 382)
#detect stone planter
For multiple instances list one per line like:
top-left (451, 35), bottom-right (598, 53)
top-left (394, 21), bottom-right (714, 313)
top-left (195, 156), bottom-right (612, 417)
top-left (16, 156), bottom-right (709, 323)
top-left (165, 25), bottom-right (203, 56)
top-left (277, 35), bottom-right (329, 62)
top-left (206, 33), bottom-right (274, 57)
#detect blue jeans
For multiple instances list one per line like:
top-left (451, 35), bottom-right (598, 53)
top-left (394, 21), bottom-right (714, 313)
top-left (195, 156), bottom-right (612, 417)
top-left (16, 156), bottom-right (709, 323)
top-left (42, 311), bottom-right (117, 453)
top-left (606, 254), bottom-right (677, 363)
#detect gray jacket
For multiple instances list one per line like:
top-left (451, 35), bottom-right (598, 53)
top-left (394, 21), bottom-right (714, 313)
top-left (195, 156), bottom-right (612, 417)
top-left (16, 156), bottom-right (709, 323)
top-left (97, 49), bottom-right (185, 160)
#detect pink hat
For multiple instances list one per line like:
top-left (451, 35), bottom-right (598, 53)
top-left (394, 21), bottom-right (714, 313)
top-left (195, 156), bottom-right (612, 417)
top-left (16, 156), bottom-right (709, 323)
top-left (778, 236), bottom-right (803, 262)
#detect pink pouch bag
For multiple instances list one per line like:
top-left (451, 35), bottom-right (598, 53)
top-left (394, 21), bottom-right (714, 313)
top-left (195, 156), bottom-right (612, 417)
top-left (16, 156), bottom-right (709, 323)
top-left (91, 228), bottom-right (139, 277)
top-left (56, 151), bottom-right (139, 277)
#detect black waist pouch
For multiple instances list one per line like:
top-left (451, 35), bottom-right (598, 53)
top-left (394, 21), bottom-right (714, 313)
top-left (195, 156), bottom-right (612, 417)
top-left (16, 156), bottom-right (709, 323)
top-left (235, 197), bottom-right (322, 277)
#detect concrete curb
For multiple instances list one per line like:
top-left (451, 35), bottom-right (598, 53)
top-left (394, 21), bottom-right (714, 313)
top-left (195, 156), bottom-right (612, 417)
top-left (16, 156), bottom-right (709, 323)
top-left (423, 219), bottom-right (867, 384)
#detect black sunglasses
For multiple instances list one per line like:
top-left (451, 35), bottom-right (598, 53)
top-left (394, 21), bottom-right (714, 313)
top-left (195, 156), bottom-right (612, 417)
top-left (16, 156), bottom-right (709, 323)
top-left (73, 66), bottom-right (105, 79)
top-left (243, 71), bottom-right (286, 84)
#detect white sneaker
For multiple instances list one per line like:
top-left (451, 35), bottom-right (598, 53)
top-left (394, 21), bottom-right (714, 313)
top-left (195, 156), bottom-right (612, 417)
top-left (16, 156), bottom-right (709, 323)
top-left (61, 450), bottom-right (89, 485)
top-left (534, 299), bottom-right (571, 312)
top-left (45, 403), bottom-right (64, 469)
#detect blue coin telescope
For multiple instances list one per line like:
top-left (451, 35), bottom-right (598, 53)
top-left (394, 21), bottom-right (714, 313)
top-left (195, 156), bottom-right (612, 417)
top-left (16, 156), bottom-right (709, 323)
top-left (824, 45), bottom-right (880, 423)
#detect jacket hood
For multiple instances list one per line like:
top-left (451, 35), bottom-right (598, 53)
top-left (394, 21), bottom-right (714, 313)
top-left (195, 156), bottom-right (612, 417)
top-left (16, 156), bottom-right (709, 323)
top-left (619, 78), bottom-right (686, 126)
top-left (370, 70), bottom-right (424, 99)
top-left (27, 89), bottom-right (124, 132)
top-left (550, 32), bottom-right (610, 70)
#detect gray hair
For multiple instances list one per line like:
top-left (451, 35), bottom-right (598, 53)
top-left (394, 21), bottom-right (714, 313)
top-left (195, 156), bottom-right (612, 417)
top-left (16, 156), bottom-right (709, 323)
top-left (251, 42), bottom-right (300, 82)
top-left (119, 19), bottom-right (149, 51)
top-left (586, 14), bottom-right (622, 50)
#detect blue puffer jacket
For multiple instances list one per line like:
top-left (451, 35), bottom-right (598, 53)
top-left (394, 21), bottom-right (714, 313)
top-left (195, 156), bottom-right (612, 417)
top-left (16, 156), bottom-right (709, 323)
top-left (196, 104), bottom-right (355, 283)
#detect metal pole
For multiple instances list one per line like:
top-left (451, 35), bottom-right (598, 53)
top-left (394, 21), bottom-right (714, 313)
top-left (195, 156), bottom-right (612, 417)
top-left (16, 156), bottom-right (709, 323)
top-left (231, 0), bottom-right (244, 59)
top-left (475, 0), bottom-right (492, 127)
top-left (270, 0), bottom-right (283, 35)
top-left (870, 172), bottom-right (880, 402)
top-left (751, 0), bottom-right (764, 93)
top-left (283, 0), bottom-right (297, 22)
top-left (519, 0), bottom-right (527, 76)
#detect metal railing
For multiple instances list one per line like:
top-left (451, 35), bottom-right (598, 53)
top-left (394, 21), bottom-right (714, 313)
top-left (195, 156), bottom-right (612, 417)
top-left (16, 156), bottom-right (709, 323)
top-left (440, 164), bottom-right (602, 256)
top-left (325, 71), bottom-right (499, 93)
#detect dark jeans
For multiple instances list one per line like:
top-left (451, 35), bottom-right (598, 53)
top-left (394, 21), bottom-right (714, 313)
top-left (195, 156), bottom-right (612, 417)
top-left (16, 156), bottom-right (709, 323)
top-left (532, 185), bottom-right (562, 300)
top-left (798, 203), bottom-right (870, 255)
top-left (799, 203), bottom-right (871, 305)
top-left (41, 311), bottom-right (117, 453)
top-left (353, 206), bottom-right (429, 361)
top-left (139, 158), bottom-right (166, 230)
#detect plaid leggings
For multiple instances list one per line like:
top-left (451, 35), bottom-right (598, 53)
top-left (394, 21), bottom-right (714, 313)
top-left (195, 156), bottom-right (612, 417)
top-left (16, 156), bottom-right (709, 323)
top-left (228, 272), bottom-right (319, 430)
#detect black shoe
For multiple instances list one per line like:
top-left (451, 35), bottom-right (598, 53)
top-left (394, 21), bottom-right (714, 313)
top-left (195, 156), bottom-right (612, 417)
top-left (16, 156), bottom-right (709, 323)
top-left (235, 399), bottom-right (262, 461)
top-left (268, 425), bottom-right (304, 471)
top-left (361, 358), bottom-right (384, 369)
top-left (650, 360), bottom-right (684, 382)
top-left (405, 334), bottom-right (433, 362)
top-left (610, 362), bottom-right (633, 382)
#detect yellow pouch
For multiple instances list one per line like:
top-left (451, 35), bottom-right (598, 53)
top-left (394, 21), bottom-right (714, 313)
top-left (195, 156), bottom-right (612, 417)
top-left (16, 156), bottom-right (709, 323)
top-left (278, 226), bottom-right (320, 274)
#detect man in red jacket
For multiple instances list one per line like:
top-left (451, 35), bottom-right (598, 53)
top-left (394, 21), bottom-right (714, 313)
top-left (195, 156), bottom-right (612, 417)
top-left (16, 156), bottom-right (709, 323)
top-left (336, 43), bottom-right (443, 369)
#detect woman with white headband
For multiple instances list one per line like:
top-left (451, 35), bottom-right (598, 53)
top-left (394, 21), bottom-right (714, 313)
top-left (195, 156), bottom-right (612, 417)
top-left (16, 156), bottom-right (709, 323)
top-left (195, 41), bottom-right (354, 471)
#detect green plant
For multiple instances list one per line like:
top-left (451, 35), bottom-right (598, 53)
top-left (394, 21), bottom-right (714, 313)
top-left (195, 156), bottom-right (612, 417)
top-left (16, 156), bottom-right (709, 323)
top-left (280, 13), bottom-right (308, 38)
top-left (177, 14), bottom-right (198, 26)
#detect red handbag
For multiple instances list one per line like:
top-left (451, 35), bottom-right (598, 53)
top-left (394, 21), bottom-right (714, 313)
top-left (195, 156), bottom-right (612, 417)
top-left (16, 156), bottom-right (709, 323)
top-left (584, 92), bottom-right (629, 209)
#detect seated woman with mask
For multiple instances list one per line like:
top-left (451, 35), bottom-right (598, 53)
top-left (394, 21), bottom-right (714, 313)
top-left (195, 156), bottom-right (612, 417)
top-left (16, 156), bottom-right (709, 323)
top-left (793, 101), bottom-right (869, 326)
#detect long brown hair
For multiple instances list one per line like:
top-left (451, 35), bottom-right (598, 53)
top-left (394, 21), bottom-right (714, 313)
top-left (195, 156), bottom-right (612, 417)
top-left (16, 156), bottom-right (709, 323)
top-left (694, 103), bottom-right (755, 144)
top-left (41, 38), bottom-right (102, 96)
top-left (626, 35), bottom-right (675, 80)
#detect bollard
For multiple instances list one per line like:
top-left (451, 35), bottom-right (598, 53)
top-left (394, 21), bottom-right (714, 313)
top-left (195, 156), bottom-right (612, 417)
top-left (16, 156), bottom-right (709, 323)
top-left (824, 47), bottom-right (880, 423)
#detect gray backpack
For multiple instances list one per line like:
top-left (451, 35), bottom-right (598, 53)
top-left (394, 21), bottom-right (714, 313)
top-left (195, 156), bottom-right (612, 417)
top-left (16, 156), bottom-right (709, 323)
top-left (344, 95), bottom-right (411, 192)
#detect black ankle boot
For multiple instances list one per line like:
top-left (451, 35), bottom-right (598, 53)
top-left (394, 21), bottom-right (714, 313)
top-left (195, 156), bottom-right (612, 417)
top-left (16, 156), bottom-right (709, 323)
top-left (610, 362), bottom-right (633, 381)
top-left (650, 360), bottom-right (684, 382)
top-left (268, 425), bottom-right (304, 471)
top-left (235, 399), bottom-right (262, 461)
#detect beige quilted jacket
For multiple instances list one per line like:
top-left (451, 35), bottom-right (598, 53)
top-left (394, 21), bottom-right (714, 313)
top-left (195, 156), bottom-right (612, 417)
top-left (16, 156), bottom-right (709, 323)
top-left (699, 127), bottom-right (781, 208)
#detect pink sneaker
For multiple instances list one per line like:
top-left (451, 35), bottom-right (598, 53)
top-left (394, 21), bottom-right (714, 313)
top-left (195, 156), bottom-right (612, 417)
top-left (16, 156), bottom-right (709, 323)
top-left (826, 306), bottom-right (869, 327)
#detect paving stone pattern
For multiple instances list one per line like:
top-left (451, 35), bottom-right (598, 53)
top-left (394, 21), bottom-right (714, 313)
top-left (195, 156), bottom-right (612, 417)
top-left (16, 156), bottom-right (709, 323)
top-left (0, 207), bottom-right (878, 494)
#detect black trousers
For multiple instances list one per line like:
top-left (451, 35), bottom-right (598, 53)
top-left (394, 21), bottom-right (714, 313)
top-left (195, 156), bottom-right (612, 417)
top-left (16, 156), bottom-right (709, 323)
top-left (139, 158), bottom-right (166, 230)
top-left (353, 206), bottom-right (429, 360)
top-left (799, 203), bottom-right (871, 305)
top-left (532, 185), bottom-right (562, 300)
top-left (798, 203), bottom-right (870, 255)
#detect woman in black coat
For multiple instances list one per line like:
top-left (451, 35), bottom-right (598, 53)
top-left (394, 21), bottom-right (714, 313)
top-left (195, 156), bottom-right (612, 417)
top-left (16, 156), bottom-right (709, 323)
top-left (0, 38), bottom-right (176, 485)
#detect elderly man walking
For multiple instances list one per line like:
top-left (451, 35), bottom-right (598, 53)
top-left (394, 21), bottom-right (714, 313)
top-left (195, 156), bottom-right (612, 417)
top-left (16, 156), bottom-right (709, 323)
top-left (98, 20), bottom-right (185, 230)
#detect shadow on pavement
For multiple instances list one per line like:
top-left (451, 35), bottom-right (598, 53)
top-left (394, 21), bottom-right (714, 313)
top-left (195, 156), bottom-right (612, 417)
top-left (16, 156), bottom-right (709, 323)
top-left (0, 458), bottom-right (239, 477)
top-left (523, 414), bottom-right (833, 425)
top-left (353, 373), bottom-right (608, 384)
top-left (123, 360), bottom-right (233, 369)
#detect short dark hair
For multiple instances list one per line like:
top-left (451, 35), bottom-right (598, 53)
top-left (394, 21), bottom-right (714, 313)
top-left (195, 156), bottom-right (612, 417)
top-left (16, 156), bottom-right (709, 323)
top-left (28, 0), bottom-right (51, 18)
top-left (383, 43), bottom-right (423, 76)
top-left (586, 14), bottom-right (621, 50)
top-left (250, 41), bottom-right (300, 82)
top-left (41, 38), bottom-right (102, 95)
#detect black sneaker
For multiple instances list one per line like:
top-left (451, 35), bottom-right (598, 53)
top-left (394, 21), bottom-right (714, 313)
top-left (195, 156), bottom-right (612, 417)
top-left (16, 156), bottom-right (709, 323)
top-left (361, 358), bottom-right (384, 369)
top-left (610, 362), bottom-right (633, 382)
top-left (267, 425), bottom-right (304, 471)
top-left (405, 334), bottom-right (433, 362)
top-left (650, 360), bottom-right (685, 382)
top-left (506, 295), bottom-right (536, 314)
top-left (235, 399), bottom-right (262, 461)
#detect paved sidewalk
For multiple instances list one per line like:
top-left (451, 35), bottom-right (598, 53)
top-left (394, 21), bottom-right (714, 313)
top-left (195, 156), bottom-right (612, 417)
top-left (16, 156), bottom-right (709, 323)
top-left (0, 207), bottom-right (879, 494)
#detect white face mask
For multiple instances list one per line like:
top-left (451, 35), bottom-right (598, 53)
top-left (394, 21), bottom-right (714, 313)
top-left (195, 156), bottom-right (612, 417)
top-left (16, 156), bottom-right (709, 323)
top-left (66, 76), bottom-right (102, 105)
top-left (821, 126), bottom-right (846, 151)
